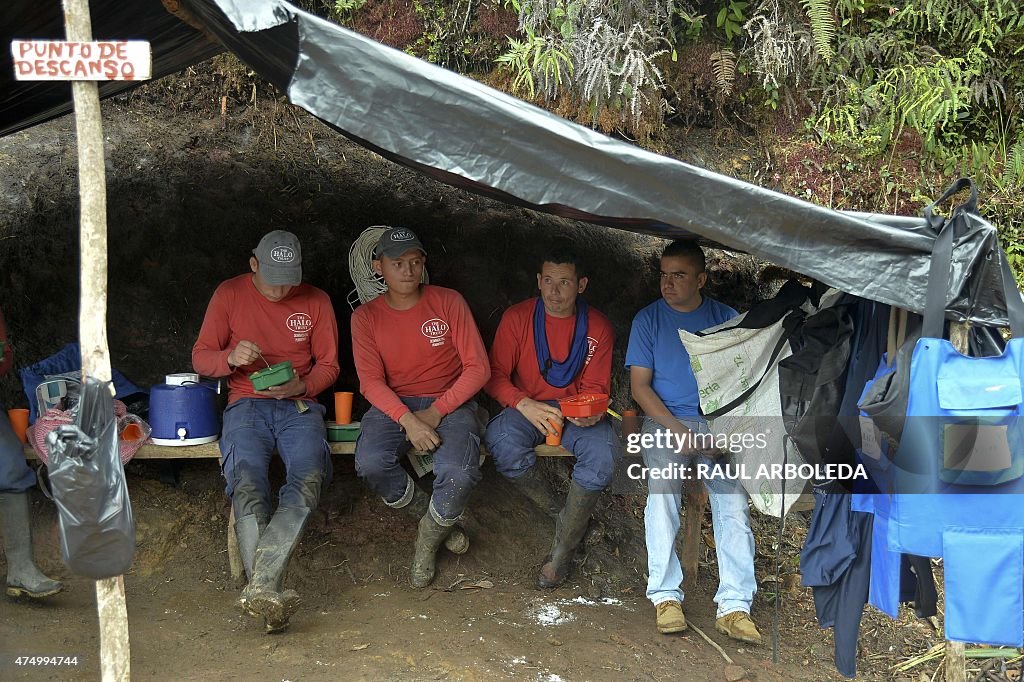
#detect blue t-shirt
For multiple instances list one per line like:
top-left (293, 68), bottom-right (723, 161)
top-left (624, 297), bottom-right (738, 418)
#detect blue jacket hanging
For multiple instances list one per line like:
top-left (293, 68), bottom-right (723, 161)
top-left (858, 178), bottom-right (1024, 647)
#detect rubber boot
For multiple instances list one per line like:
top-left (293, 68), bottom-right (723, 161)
top-left (238, 506), bottom-right (310, 633)
top-left (537, 482), bottom-right (601, 588)
top-left (235, 513), bottom-right (269, 582)
top-left (399, 478), bottom-right (469, 555)
top-left (410, 512), bottom-right (454, 589)
top-left (509, 465), bottom-right (560, 519)
top-left (0, 492), bottom-right (63, 599)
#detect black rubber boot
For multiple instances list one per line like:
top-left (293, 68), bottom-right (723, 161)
top-left (537, 482), bottom-right (601, 589)
top-left (235, 513), bottom-right (269, 582)
top-left (238, 506), bottom-right (310, 633)
top-left (397, 477), bottom-right (469, 555)
top-left (410, 512), bottom-right (454, 589)
top-left (509, 465), bottom-right (560, 519)
top-left (0, 492), bottom-right (63, 600)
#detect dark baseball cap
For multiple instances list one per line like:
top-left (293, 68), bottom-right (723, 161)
top-left (253, 230), bottom-right (302, 286)
top-left (374, 227), bottom-right (426, 260)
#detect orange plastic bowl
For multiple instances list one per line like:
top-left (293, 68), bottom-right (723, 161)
top-left (558, 393), bottom-right (610, 418)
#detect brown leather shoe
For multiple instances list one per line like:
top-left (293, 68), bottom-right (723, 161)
top-left (655, 600), bottom-right (687, 634)
top-left (715, 611), bottom-right (762, 644)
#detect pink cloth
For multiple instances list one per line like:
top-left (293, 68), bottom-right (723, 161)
top-left (30, 401), bottom-right (150, 466)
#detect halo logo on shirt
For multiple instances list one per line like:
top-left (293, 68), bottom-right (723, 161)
top-left (271, 246), bottom-right (296, 263)
top-left (287, 312), bottom-right (313, 342)
top-left (585, 336), bottom-right (599, 366)
top-left (421, 318), bottom-right (450, 347)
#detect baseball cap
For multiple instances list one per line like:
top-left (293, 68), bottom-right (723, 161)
top-left (253, 230), bottom-right (302, 286)
top-left (374, 227), bottom-right (426, 260)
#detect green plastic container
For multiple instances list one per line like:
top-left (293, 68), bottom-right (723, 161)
top-left (326, 421), bottom-right (360, 442)
top-left (249, 361), bottom-right (295, 390)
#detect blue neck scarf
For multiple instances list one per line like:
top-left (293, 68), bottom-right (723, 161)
top-left (533, 297), bottom-right (589, 388)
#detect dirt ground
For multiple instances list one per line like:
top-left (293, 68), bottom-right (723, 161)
top-left (0, 61), bottom-right (957, 681)
top-left (0, 457), bottom-right (940, 682)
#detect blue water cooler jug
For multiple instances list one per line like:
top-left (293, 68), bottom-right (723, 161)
top-left (148, 373), bottom-right (220, 446)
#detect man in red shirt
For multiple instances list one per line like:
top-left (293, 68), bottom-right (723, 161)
top-left (0, 307), bottom-right (63, 600)
top-left (484, 248), bottom-right (618, 587)
top-left (352, 227), bottom-right (489, 588)
top-left (193, 230), bottom-right (339, 633)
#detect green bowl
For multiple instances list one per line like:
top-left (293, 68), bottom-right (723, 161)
top-left (326, 421), bottom-right (360, 442)
top-left (249, 361), bottom-right (295, 390)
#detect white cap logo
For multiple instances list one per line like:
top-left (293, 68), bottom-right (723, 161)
top-left (271, 246), bottom-right (296, 263)
top-left (391, 230), bottom-right (414, 241)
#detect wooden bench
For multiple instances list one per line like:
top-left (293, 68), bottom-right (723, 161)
top-left (25, 439), bottom-right (572, 581)
top-left (23, 441), bottom-right (572, 460)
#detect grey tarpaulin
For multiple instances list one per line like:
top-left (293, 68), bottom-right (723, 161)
top-left (1, 0), bottom-right (1018, 326)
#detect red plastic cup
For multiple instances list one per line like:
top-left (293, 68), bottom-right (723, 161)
top-left (7, 408), bottom-right (29, 444)
top-left (545, 417), bottom-right (563, 446)
top-left (334, 391), bottom-right (354, 425)
top-left (120, 422), bottom-right (144, 442)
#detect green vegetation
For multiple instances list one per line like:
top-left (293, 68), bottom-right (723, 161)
top-left (318, 0), bottom-right (1024, 280)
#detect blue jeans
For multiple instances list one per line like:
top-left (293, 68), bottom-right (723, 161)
top-left (640, 417), bottom-right (756, 617)
top-left (485, 405), bottom-right (620, 491)
top-left (0, 414), bottom-right (35, 493)
top-left (220, 398), bottom-right (331, 519)
top-left (355, 398), bottom-right (481, 524)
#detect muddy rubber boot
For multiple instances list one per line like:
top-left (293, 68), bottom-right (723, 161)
top-left (509, 465), bottom-right (560, 519)
top-left (0, 492), bottom-right (63, 599)
top-left (238, 506), bottom-right (310, 633)
top-left (537, 482), bottom-right (601, 589)
top-left (235, 513), bottom-right (269, 582)
top-left (410, 512), bottom-right (454, 589)
top-left (398, 478), bottom-right (469, 555)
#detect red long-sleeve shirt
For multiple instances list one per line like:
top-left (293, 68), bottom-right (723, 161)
top-left (192, 274), bottom-right (340, 404)
top-left (351, 285), bottom-right (489, 423)
top-left (485, 297), bottom-right (614, 408)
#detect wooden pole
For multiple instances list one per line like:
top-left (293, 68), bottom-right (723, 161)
top-left (681, 478), bottom-right (708, 591)
top-left (943, 321), bottom-right (970, 682)
top-left (62, 1), bottom-right (130, 680)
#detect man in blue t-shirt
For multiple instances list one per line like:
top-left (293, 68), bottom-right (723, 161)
top-left (625, 240), bottom-right (760, 644)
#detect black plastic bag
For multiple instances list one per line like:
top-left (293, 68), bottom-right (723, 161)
top-left (46, 376), bottom-right (136, 578)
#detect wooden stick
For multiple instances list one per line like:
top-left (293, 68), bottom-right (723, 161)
top-left (690, 622), bottom-right (734, 664)
top-left (944, 319), bottom-right (970, 682)
top-left (681, 477), bottom-right (708, 591)
top-left (62, 1), bottom-right (129, 679)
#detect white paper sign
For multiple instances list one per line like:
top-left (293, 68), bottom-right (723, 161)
top-left (11, 40), bottom-right (152, 81)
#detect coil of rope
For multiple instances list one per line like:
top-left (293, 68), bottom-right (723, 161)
top-left (347, 225), bottom-right (429, 309)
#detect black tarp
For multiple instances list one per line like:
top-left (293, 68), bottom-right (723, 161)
top-left (1, 0), bottom-right (1019, 327)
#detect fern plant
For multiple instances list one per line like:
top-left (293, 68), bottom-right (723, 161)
top-left (799, 0), bottom-right (834, 62)
top-left (496, 27), bottom-right (574, 99)
top-left (499, 0), bottom-right (680, 135)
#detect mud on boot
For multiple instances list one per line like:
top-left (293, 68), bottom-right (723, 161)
top-left (1, 492), bottom-right (63, 600)
top-left (240, 587), bottom-right (302, 634)
top-left (394, 477), bottom-right (470, 555)
top-left (509, 464), bottom-right (560, 520)
top-left (410, 512), bottom-right (455, 589)
top-left (239, 505), bottom-right (309, 633)
top-left (234, 512), bottom-right (269, 584)
top-left (537, 482), bottom-right (601, 589)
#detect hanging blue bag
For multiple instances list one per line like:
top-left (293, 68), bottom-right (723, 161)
top-left (879, 179), bottom-right (1024, 646)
